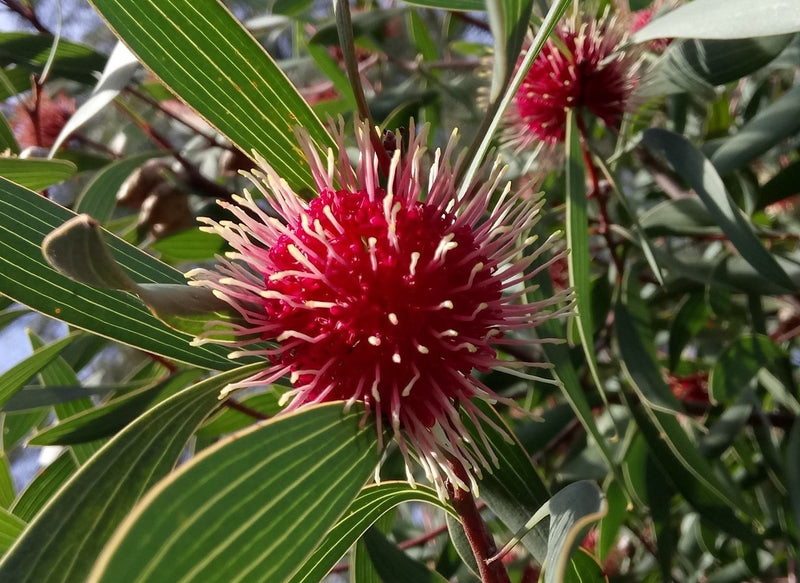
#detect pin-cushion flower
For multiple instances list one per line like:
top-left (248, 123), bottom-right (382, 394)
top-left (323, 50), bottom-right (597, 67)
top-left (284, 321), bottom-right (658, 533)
top-left (504, 11), bottom-right (640, 150)
top-left (188, 120), bottom-right (570, 493)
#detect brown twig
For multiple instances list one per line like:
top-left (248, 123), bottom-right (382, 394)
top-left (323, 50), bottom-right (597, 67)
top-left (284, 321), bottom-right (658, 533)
top-left (125, 87), bottom-right (232, 151)
top-left (2, 0), bottom-right (50, 34)
top-left (222, 398), bottom-right (269, 420)
top-left (114, 98), bottom-right (232, 200)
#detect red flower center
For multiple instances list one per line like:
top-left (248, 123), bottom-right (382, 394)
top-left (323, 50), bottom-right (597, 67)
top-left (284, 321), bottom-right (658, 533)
top-left (261, 187), bottom-right (502, 427)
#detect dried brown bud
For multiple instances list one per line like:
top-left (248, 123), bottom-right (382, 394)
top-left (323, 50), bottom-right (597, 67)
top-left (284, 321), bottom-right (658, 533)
top-left (218, 148), bottom-right (253, 177)
top-left (117, 159), bottom-right (171, 209)
top-left (138, 183), bottom-right (194, 239)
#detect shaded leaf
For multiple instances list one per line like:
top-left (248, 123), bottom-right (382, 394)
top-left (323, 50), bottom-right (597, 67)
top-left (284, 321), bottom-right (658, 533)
top-left (28, 369), bottom-right (203, 446)
top-left (758, 159), bottom-right (800, 209)
top-left (668, 292), bottom-right (710, 371)
top-left (290, 482), bottom-right (453, 583)
top-left (363, 527), bottom-right (449, 583)
top-left (0, 158), bottom-right (76, 190)
top-left (711, 84), bottom-right (800, 176)
top-left (642, 128), bottom-right (795, 292)
top-left (709, 334), bottom-right (785, 405)
top-left (639, 198), bottom-right (720, 237)
top-left (0, 32), bottom-right (106, 84)
top-left (28, 331), bottom-right (99, 464)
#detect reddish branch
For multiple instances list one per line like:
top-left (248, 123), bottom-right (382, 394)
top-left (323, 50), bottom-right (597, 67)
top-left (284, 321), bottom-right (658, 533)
top-left (448, 458), bottom-right (512, 583)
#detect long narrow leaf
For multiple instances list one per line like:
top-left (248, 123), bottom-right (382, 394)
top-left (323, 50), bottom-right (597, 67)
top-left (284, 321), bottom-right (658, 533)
top-left (0, 177), bottom-right (235, 369)
top-left (291, 482), bottom-right (453, 583)
top-left (0, 363), bottom-right (263, 583)
top-left (85, 0), bottom-right (334, 191)
top-left (88, 403), bottom-right (380, 583)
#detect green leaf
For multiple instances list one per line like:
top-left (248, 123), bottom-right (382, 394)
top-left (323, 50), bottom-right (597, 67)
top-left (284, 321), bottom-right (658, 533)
top-left (668, 292), bottom-right (710, 371)
top-left (403, 0), bottom-right (484, 9)
top-left (758, 159), bottom-right (800, 210)
top-left (565, 111), bottom-right (609, 419)
top-left (196, 390), bottom-right (282, 438)
top-left (0, 307), bottom-right (29, 330)
top-left (0, 454), bottom-right (14, 509)
top-left (0, 362), bottom-right (263, 583)
top-left (0, 332), bottom-right (79, 410)
top-left (2, 383), bottom-right (140, 412)
top-left (496, 481), bottom-right (607, 583)
top-left (641, 35), bottom-right (793, 98)
top-left (28, 331), bottom-right (99, 464)
top-left (408, 10), bottom-right (439, 63)
top-left (642, 128), bottom-right (796, 292)
top-left (632, 0), bottom-right (800, 42)
top-left (699, 396), bottom-right (753, 458)
top-left (0, 177), bottom-right (235, 369)
top-left (0, 112), bottom-right (19, 155)
top-left (615, 296), bottom-right (761, 544)
top-left (2, 410), bottom-right (48, 451)
top-left (150, 228), bottom-right (227, 263)
top-left (10, 452), bottom-right (77, 522)
top-left (88, 402), bottom-right (380, 583)
top-left (363, 526), bottom-right (449, 583)
top-left (0, 158), bottom-right (76, 190)
top-left (711, 84), bottom-right (800, 176)
top-left (85, 0), bottom-right (334, 191)
top-left (527, 265), bottom-right (626, 504)
top-left (0, 508), bottom-right (25, 556)
top-left (75, 151), bottom-right (163, 223)
top-left (290, 482), bottom-right (453, 583)
top-left (486, 0), bottom-right (533, 102)
top-left (639, 198), bottom-right (720, 237)
top-left (709, 334), bottom-right (785, 405)
top-left (787, 419), bottom-right (800, 539)
top-left (28, 369), bottom-right (202, 446)
top-left (457, 0), bottom-right (570, 196)
top-left (0, 32), bottom-right (106, 84)
top-left (305, 43), bottom-right (357, 109)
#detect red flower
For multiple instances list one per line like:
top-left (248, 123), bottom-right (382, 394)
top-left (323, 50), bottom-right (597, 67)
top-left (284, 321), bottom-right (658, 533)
top-left (189, 121), bottom-right (571, 493)
top-left (504, 13), bottom-right (639, 150)
top-left (630, 3), bottom-right (674, 53)
top-left (12, 91), bottom-right (75, 149)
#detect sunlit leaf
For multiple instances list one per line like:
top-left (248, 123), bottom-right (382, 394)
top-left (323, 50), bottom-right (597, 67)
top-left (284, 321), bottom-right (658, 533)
top-left (85, 0), bottom-right (334, 191)
top-left (0, 363), bottom-right (262, 583)
top-left (88, 403), bottom-right (380, 583)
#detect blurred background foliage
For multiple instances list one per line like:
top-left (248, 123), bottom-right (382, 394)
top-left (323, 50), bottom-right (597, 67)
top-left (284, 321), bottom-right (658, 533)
top-left (0, 0), bottom-right (798, 581)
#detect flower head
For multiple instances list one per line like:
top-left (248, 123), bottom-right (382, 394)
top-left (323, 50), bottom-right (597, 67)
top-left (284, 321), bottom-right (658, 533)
top-left (630, 0), bottom-right (676, 54)
top-left (504, 12), bottom-right (640, 150)
top-left (12, 91), bottom-right (75, 149)
top-left (189, 120), bottom-right (570, 494)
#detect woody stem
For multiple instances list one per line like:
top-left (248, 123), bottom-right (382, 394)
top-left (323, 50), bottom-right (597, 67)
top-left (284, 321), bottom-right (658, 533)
top-left (447, 458), bottom-right (512, 583)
